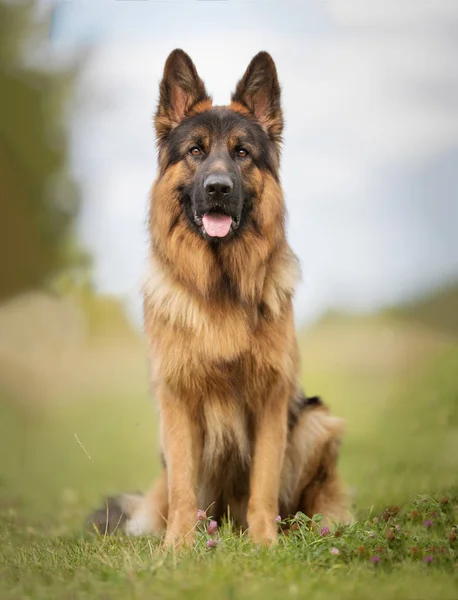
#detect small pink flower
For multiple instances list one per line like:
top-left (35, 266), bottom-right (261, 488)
top-left (370, 555), bottom-right (380, 564)
top-left (206, 538), bottom-right (218, 549)
top-left (320, 526), bottom-right (331, 537)
top-left (196, 509), bottom-right (207, 522)
top-left (373, 517), bottom-right (379, 524)
top-left (207, 520), bottom-right (218, 535)
top-left (423, 519), bottom-right (433, 528)
top-left (275, 515), bottom-right (282, 524)
top-left (330, 547), bottom-right (340, 555)
top-left (423, 555), bottom-right (433, 564)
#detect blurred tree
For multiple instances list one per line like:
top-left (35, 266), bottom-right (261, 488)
top-left (0, 0), bottom-right (90, 302)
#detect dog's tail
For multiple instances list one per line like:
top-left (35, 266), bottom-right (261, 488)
top-left (86, 493), bottom-right (142, 535)
top-left (86, 471), bottom-right (168, 537)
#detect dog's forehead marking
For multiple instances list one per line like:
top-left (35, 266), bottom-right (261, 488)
top-left (170, 109), bottom-right (267, 156)
top-left (185, 106), bottom-right (257, 134)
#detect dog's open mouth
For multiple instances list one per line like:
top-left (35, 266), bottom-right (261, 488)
top-left (202, 213), bottom-right (232, 237)
top-left (195, 212), bottom-right (240, 238)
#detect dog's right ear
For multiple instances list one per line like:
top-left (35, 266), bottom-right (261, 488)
top-left (155, 49), bottom-right (210, 144)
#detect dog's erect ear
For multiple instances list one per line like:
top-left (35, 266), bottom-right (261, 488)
top-left (155, 49), bottom-right (210, 143)
top-left (231, 52), bottom-right (283, 143)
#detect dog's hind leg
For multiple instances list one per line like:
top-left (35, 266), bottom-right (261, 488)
top-left (296, 439), bottom-right (352, 529)
top-left (282, 401), bottom-right (352, 528)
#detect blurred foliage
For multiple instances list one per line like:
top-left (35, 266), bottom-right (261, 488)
top-left (383, 282), bottom-right (458, 338)
top-left (0, 0), bottom-right (90, 303)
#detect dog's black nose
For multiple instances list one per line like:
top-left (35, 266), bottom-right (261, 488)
top-left (204, 174), bottom-right (233, 200)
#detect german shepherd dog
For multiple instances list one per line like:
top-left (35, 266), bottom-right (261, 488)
top-left (89, 49), bottom-right (351, 547)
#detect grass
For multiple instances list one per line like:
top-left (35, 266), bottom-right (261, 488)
top-left (0, 292), bottom-right (457, 599)
top-left (1, 494), bottom-right (457, 599)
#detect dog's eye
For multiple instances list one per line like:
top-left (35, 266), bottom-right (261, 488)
top-left (189, 146), bottom-right (202, 157)
top-left (236, 148), bottom-right (249, 158)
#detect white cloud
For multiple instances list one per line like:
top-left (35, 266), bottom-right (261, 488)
top-left (329, 0), bottom-right (458, 27)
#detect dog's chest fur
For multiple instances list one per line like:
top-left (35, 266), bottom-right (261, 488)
top-left (143, 254), bottom-right (299, 385)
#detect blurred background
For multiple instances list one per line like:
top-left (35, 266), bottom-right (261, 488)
top-left (0, 0), bottom-right (457, 530)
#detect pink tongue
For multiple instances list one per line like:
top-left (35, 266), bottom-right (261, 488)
top-left (202, 213), bottom-right (232, 237)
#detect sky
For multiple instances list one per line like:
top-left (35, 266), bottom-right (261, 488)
top-left (41, 0), bottom-right (458, 325)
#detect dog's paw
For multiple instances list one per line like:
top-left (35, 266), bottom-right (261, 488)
top-left (247, 510), bottom-right (278, 546)
top-left (163, 508), bottom-right (198, 550)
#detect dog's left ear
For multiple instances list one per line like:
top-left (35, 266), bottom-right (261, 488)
top-left (231, 52), bottom-right (283, 143)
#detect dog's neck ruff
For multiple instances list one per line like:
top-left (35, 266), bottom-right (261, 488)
top-left (145, 240), bottom-right (300, 326)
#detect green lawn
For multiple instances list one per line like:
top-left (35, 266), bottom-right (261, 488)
top-left (1, 308), bottom-right (457, 599)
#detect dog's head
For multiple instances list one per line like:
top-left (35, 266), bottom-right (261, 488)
top-left (153, 49), bottom-right (283, 243)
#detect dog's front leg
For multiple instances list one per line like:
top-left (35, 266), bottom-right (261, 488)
top-left (159, 386), bottom-right (200, 548)
top-left (247, 384), bottom-right (288, 545)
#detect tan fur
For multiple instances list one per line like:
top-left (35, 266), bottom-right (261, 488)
top-left (88, 49), bottom-right (351, 548)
